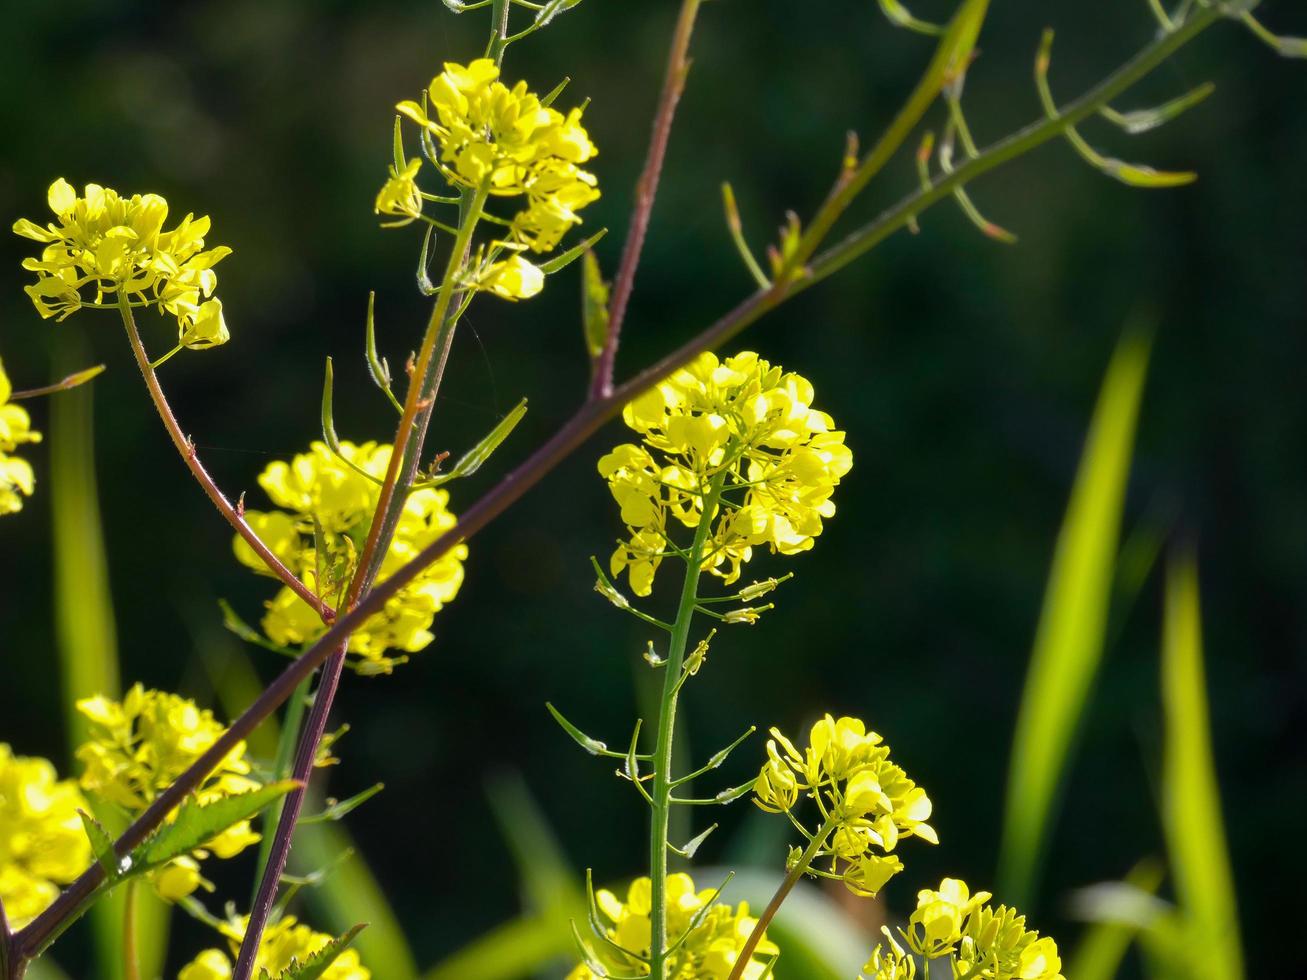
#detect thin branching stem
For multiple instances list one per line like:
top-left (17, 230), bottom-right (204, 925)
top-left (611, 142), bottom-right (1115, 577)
top-left (116, 298), bottom-right (335, 623)
top-left (590, 0), bottom-right (703, 399)
top-left (724, 811), bottom-right (841, 980)
top-left (15, 9), bottom-right (1227, 962)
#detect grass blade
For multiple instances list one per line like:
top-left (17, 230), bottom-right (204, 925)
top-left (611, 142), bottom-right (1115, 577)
top-left (996, 329), bottom-right (1151, 906)
top-left (1160, 553), bottom-right (1244, 979)
top-left (49, 341), bottom-right (169, 980)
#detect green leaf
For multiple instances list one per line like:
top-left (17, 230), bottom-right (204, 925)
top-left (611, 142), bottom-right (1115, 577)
top-left (1160, 553), bottom-right (1245, 979)
top-left (671, 823), bottom-right (717, 859)
top-left (539, 228), bottom-right (607, 275)
top-left (996, 329), bottom-right (1151, 907)
top-left (134, 781), bottom-right (300, 870)
top-left (218, 599), bottom-right (296, 657)
top-left (1099, 82), bottom-right (1216, 135)
top-left (486, 772), bottom-right (584, 915)
top-left (581, 251), bottom-right (610, 360)
top-left (78, 810), bottom-right (122, 881)
top-left (270, 924), bottom-right (367, 980)
top-left (299, 784), bottom-right (386, 825)
top-left (419, 399), bottom-right (528, 487)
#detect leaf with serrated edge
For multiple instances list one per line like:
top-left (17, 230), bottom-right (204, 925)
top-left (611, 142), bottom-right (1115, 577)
top-left (134, 781), bottom-right (299, 870)
top-left (79, 809), bottom-right (123, 880)
top-left (272, 924), bottom-right (368, 980)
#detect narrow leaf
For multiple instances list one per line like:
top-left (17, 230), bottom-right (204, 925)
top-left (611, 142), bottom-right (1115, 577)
top-left (422, 399), bottom-right (528, 486)
top-left (299, 784), bottom-right (386, 825)
top-left (1161, 552), bottom-right (1245, 979)
top-left (273, 924), bottom-right (367, 980)
top-left (539, 227), bottom-right (607, 275)
top-left (674, 823), bottom-right (718, 859)
top-left (219, 599), bottom-right (296, 657)
top-left (997, 329), bottom-right (1151, 907)
top-left (581, 251), bottom-right (610, 360)
top-left (135, 781), bottom-right (300, 869)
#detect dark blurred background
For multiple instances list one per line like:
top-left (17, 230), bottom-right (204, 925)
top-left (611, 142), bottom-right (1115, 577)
top-left (1, 0), bottom-right (1303, 976)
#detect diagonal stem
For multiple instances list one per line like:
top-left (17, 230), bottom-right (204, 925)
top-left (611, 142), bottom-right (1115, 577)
top-left (590, 0), bottom-right (703, 399)
top-left (16, 9), bottom-right (1227, 962)
top-left (116, 298), bottom-right (336, 624)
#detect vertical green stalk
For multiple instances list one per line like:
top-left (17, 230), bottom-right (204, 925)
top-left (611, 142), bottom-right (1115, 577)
top-left (647, 469), bottom-right (727, 979)
top-left (120, 882), bottom-right (137, 980)
top-left (248, 674), bottom-right (312, 906)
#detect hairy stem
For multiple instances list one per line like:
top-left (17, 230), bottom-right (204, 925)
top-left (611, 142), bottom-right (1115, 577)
top-left (649, 469), bottom-right (727, 979)
top-left (726, 812), bottom-right (840, 980)
top-left (248, 673), bottom-right (311, 906)
top-left (116, 299), bottom-right (335, 623)
top-left (590, 0), bottom-right (702, 399)
top-left (17, 10), bottom-right (1227, 960)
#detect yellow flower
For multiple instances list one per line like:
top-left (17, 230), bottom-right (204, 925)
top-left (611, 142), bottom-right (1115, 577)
top-left (602, 351), bottom-right (852, 596)
top-left (753, 715), bottom-right (935, 896)
top-left (393, 59), bottom-right (599, 257)
top-left (477, 254), bottom-right (544, 300)
top-left (178, 915), bottom-right (370, 980)
top-left (861, 928), bottom-right (917, 980)
top-left (233, 440), bottom-right (467, 668)
top-left (574, 873), bottom-right (778, 979)
top-left (907, 878), bottom-right (990, 958)
top-left (13, 180), bottom-right (232, 350)
top-left (0, 745), bottom-right (91, 929)
top-left (0, 357), bottom-right (42, 516)
top-left (375, 158), bottom-right (425, 225)
top-left (75, 685), bottom-right (261, 902)
top-left (901, 879), bottom-right (1065, 980)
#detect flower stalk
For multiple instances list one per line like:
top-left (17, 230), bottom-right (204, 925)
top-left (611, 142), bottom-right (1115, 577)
top-left (647, 467), bottom-right (727, 979)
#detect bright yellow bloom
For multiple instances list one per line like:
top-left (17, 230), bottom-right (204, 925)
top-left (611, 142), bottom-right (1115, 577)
top-left (392, 59), bottom-right (600, 259)
top-left (0, 358), bottom-right (42, 516)
top-left (233, 440), bottom-right (467, 669)
top-left (13, 180), bottom-right (232, 350)
top-left (75, 685), bottom-right (261, 901)
top-left (601, 351), bottom-right (852, 596)
top-left (904, 878), bottom-right (1065, 980)
top-left (178, 915), bottom-right (370, 980)
top-left (476, 253), bottom-right (544, 300)
top-left (569, 873), bottom-right (778, 980)
top-left (0, 745), bottom-right (91, 928)
top-left (753, 714), bottom-right (934, 897)
top-left (375, 158), bottom-right (425, 225)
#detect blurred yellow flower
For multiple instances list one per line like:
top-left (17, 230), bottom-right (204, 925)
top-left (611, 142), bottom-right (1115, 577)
top-left (0, 745), bottom-right (91, 928)
top-left (601, 351), bottom-right (852, 596)
top-left (178, 915), bottom-right (370, 980)
top-left (13, 180), bottom-right (232, 351)
top-left (375, 157), bottom-right (425, 225)
top-left (477, 253), bottom-right (545, 300)
top-left (0, 357), bottom-right (42, 516)
top-left (75, 685), bottom-right (261, 901)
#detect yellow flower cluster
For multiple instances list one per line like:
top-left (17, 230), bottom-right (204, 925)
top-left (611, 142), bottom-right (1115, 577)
top-left (567, 874), bottom-right (779, 980)
top-left (234, 440), bottom-right (467, 671)
top-left (754, 715), bottom-right (936, 897)
top-left (0, 358), bottom-right (42, 516)
top-left (75, 686), bottom-right (261, 901)
top-left (0, 745), bottom-right (91, 929)
top-left (13, 179), bottom-right (231, 349)
top-left (600, 351), bottom-right (852, 596)
top-left (387, 58), bottom-right (600, 299)
top-left (178, 915), bottom-right (370, 980)
top-left (889, 878), bottom-right (1063, 980)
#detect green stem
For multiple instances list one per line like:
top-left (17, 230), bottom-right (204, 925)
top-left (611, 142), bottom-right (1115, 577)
top-left (248, 674), bottom-right (311, 906)
top-left (122, 881), bottom-right (138, 980)
top-left (725, 811), bottom-right (840, 980)
top-left (488, 0), bottom-right (512, 64)
top-left (648, 468), bottom-right (728, 979)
